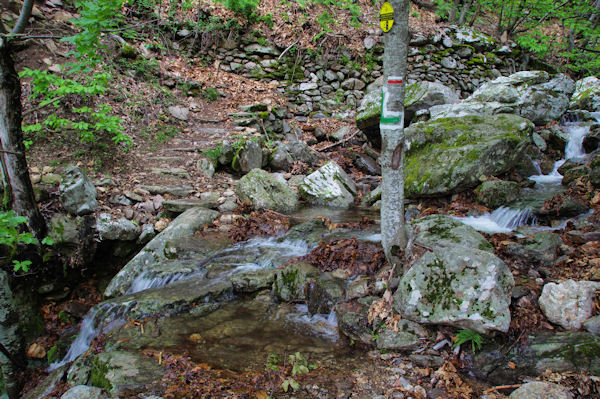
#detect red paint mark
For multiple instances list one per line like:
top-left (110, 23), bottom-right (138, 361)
top-left (388, 79), bottom-right (403, 84)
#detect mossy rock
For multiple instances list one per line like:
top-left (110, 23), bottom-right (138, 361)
top-left (410, 214), bottom-right (493, 252)
top-left (404, 114), bottom-right (532, 198)
top-left (272, 262), bottom-right (319, 302)
top-left (236, 168), bottom-right (298, 213)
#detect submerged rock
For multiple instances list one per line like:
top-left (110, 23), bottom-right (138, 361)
top-left (298, 161), bottom-right (357, 208)
top-left (539, 279), bottom-right (600, 330)
top-left (104, 207), bottom-right (219, 298)
top-left (394, 245), bottom-right (514, 334)
top-left (403, 114), bottom-right (532, 197)
top-left (60, 166), bottom-right (98, 216)
top-left (430, 71), bottom-right (575, 125)
top-left (236, 168), bottom-right (298, 213)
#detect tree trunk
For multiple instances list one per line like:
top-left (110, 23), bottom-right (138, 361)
top-left (0, 39), bottom-right (46, 239)
top-left (380, 0), bottom-right (410, 266)
top-left (0, 270), bottom-right (25, 399)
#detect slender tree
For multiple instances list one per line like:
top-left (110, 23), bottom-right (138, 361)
top-left (380, 0), bottom-right (410, 266)
top-left (0, 0), bottom-right (46, 240)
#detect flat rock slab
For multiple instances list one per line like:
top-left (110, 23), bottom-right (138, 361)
top-left (151, 168), bottom-right (191, 179)
top-left (138, 185), bottom-right (194, 197)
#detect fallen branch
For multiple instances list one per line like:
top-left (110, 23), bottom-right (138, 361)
top-left (278, 39), bottom-right (299, 61)
top-left (316, 130), bottom-right (360, 152)
top-left (23, 95), bottom-right (65, 117)
top-left (483, 384), bottom-right (522, 394)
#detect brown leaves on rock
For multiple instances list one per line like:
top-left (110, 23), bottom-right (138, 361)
top-left (228, 207), bottom-right (290, 243)
top-left (316, 216), bottom-right (375, 231)
top-left (433, 362), bottom-right (475, 399)
top-left (301, 238), bottom-right (386, 276)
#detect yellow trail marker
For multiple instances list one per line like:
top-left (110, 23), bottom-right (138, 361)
top-left (379, 2), bottom-right (394, 33)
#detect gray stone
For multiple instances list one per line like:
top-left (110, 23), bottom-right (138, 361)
top-left (376, 320), bottom-right (429, 351)
top-left (298, 161), bottom-right (357, 208)
top-left (104, 207), bottom-right (219, 298)
top-left (236, 168), bottom-right (298, 213)
top-left (440, 56), bottom-right (457, 69)
top-left (22, 364), bottom-right (69, 399)
top-left (138, 185), bottom-right (194, 197)
top-left (287, 140), bottom-right (314, 164)
top-left (269, 142), bottom-right (293, 171)
top-left (539, 279), bottom-right (600, 330)
top-left (91, 351), bottom-right (163, 396)
top-left (60, 385), bottom-right (104, 399)
top-left (403, 114), bottom-right (533, 197)
top-left (504, 232), bottom-right (563, 266)
top-left (363, 36), bottom-right (377, 50)
top-left (136, 223), bottom-right (156, 245)
top-left (570, 76), bottom-right (600, 112)
top-left (231, 268), bottom-right (277, 292)
top-left (163, 197), bottom-right (219, 213)
top-left (330, 126), bottom-right (351, 142)
top-left (151, 167), bottom-right (191, 179)
top-left (96, 213), bottom-right (140, 241)
top-left (168, 106), bottom-right (189, 121)
top-left (299, 82), bottom-right (318, 91)
top-left (430, 71), bottom-right (575, 125)
top-left (394, 245), bottom-right (513, 334)
top-left (60, 166), bottom-right (98, 216)
top-left (584, 315), bottom-right (600, 335)
top-left (244, 43), bottom-right (279, 56)
top-left (197, 158), bottom-right (215, 178)
top-left (308, 273), bottom-right (346, 314)
top-left (236, 140), bottom-right (263, 173)
top-left (509, 382), bottom-right (573, 399)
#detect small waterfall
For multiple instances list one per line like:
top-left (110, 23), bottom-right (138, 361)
top-left (281, 304), bottom-right (339, 341)
top-left (127, 271), bottom-right (186, 294)
top-left (49, 302), bottom-right (132, 371)
top-left (456, 207), bottom-right (536, 234)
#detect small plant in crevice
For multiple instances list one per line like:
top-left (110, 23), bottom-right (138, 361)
top-left (453, 329), bottom-right (483, 353)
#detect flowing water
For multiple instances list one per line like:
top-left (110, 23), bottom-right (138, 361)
top-left (456, 113), bottom-right (600, 234)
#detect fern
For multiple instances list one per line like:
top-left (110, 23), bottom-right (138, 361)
top-left (453, 329), bottom-right (483, 353)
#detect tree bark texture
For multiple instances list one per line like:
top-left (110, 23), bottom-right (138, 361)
top-left (380, 0), bottom-right (410, 264)
top-left (0, 40), bottom-right (46, 239)
top-left (0, 270), bottom-right (25, 399)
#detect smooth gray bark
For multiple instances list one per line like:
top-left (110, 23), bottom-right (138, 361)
top-left (380, 0), bottom-right (410, 264)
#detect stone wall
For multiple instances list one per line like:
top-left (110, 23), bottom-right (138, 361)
top-left (196, 26), bottom-right (526, 118)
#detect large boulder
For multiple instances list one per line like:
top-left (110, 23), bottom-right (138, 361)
top-left (59, 166), bottom-right (98, 216)
top-left (298, 161), bottom-right (357, 208)
top-left (411, 215), bottom-right (493, 252)
top-left (394, 245), bottom-right (514, 334)
top-left (104, 207), bottom-right (219, 298)
top-left (539, 279), bottom-right (600, 330)
top-left (236, 168), bottom-right (298, 213)
top-left (570, 76), bottom-right (600, 112)
top-left (508, 382), bottom-right (573, 399)
top-left (356, 81), bottom-right (459, 145)
top-left (404, 114), bottom-right (533, 197)
top-left (430, 71), bottom-right (575, 125)
top-left (475, 180), bottom-right (521, 208)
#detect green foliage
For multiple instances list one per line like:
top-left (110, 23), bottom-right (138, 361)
top-left (202, 144), bottom-right (223, 162)
top-left (63, 0), bottom-right (126, 69)
top-left (202, 87), bottom-right (220, 103)
top-left (0, 211), bottom-right (44, 273)
top-left (220, 0), bottom-right (260, 21)
top-left (265, 353), bottom-right (281, 371)
top-left (281, 378), bottom-right (300, 392)
top-left (453, 329), bottom-right (483, 353)
top-left (46, 345), bottom-right (59, 364)
top-left (288, 352), bottom-right (317, 376)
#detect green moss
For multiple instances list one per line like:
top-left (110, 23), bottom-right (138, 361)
top-left (478, 241), bottom-right (493, 251)
top-left (423, 259), bottom-right (459, 310)
top-left (46, 345), bottom-right (59, 364)
top-left (90, 357), bottom-right (112, 392)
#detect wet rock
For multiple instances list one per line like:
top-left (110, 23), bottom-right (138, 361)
top-left (335, 300), bottom-right (375, 346)
top-left (570, 76), bottom-right (600, 112)
top-left (431, 71), bottom-right (575, 125)
top-left (504, 232), bottom-right (562, 266)
top-left (299, 161), bottom-right (357, 208)
top-left (236, 168), bottom-right (298, 213)
top-left (104, 207), bottom-right (219, 298)
top-left (96, 213), bottom-right (140, 241)
top-left (60, 385), bottom-right (104, 399)
top-left (583, 125), bottom-right (600, 153)
top-left (508, 381), bottom-right (573, 399)
top-left (231, 268), bottom-right (277, 292)
top-left (272, 262), bottom-right (320, 302)
top-left (361, 185), bottom-right (382, 206)
top-left (475, 180), bottom-right (521, 208)
top-left (539, 279), bottom-right (600, 330)
top-left (22, 364), bottom-right (69, 399)
top-left (403, 114), bottom-right (532, 198)
top-left (90, 351), bottom-right (163, 396)
top-left (472, 332), bottom-right (600, 385)
top-left (308, 273), bottom-right (346, 314)
top-left (60, 166), bottom-right (98, 216)
top-left (394, 245), bottom-right (514, 334)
